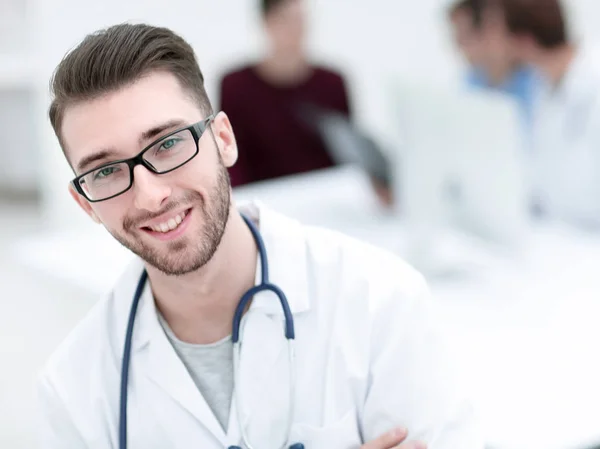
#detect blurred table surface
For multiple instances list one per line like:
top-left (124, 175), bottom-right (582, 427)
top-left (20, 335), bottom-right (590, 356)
top-left (13, 166), bottom-right (600, 449)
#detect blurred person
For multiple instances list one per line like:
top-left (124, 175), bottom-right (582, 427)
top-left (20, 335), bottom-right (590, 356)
top-left (220, 0), bottom-right (347, 186)
top-left (37, 23), bottom-right (482, 449)
top-left (219, 0), bottom-right (392, 206)
top-left (493, 0), bottom-right (600, 225)
top-left (447, 0), bottom-right (539, 127)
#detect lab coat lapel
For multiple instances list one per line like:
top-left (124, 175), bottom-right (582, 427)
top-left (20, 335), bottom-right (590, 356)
top-left (230, 203), bottom-right (313, 445)
top-left (239, 202), bottom-right (311, 316)
top-left (237, 203), bottom-right (312, 419)
top-left (235, 310), bottom-right (291, 446)
top-left (129, 275), bottom-right (226, 445)
top-left (144, 326), bottom-right (226, 444)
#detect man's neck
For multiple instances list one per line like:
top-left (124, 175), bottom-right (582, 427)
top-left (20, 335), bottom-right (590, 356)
top-left (257, 51), bottom-right (312, 86)
top-left (147, 209), bottom-right (258, 344)
top-left (535, 43), bottom-right (577, 87)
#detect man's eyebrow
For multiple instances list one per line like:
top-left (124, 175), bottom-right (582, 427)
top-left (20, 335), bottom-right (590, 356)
top-left (76, 150), bottom-right (119, 173)
top-left (139, 119), bottom-right (188, 146)
top-left (75, 119), bottom-right (189, 174)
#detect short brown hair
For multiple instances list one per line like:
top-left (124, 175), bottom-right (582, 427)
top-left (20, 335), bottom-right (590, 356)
top-left (49, 23), bottom-right (212, 152)
top-left (488, 0), bottom-right (568, 48)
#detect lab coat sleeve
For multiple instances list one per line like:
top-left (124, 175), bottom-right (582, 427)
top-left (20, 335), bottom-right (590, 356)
top-left (361, 273), bottom-right (484, 449)
top-left (37, 374), bottom-right (88, 449)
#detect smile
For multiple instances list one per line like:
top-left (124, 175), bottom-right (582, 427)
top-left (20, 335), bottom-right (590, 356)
top-left (147, 210), bottom-right (188, 233)
top-left (140, 208), bottom-right (193, 241)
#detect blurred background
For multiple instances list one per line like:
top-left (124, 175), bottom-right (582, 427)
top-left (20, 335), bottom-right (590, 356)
top-left (3, 0), bottom-right (600, 447)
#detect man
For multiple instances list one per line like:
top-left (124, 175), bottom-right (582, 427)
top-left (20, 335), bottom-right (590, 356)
top-left (487, 0), bottom-right (600, 225)
top-left (447, 0), bottom-right (539, 128)
top-left (37, 23), bottom-right (482, 448)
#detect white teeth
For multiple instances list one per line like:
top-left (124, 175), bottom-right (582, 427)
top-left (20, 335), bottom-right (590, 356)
top-left (148, 211), bottom-right (187, 233)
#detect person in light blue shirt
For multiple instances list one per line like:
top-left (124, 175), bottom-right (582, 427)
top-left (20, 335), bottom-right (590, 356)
top-left (448, 0), bottom-right (541, 131)
top-left (465, 64), bottom-right (539, 129)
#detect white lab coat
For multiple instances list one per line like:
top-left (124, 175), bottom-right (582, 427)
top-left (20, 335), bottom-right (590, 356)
top-left (37, 202), bottom-right (483, 449)
top-left (530, 42), bottom-right (600, 226)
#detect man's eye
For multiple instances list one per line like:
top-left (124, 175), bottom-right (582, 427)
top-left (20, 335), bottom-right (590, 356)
top-left (94, 166), bottom-right (120, 179)
top-left (159, 138), bottom-right (180, 151)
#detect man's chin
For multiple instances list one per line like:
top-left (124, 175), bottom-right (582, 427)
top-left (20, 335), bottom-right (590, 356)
top-left (150, 263), bottom-right (198, 277)
top-left (143, 253), bottom-right (203, 277)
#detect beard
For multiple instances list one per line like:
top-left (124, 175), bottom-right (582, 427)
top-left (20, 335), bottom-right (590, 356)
top-left (110, 161), bottom-right (231, 276)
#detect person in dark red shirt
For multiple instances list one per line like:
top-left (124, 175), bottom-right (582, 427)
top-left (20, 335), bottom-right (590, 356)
top-left (218, 0), bottom-right (352, 187)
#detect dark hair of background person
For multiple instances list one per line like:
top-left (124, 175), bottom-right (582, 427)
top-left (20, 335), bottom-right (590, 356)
top-left (448, 0), bottom-right (485, 29)
top-left (49, 23), bottom-right (213, 157)
top-left (261, 0), bottom-right (291, 16)
top-left (478, 0), bottom-right (568, 48)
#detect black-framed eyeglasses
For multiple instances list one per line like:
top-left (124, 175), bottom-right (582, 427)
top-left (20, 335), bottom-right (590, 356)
top-left (72, 115), bottom-right (214, 202)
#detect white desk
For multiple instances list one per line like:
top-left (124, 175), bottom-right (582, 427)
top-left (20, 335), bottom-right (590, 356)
top-left (12, 166), bottom-right (600, 449)
top-left (429, 227), bottom-right (600, 449)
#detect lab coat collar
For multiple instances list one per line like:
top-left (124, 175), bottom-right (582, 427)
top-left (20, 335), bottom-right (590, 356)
top-left (111, 200), bottom-right (311, 352)
top-left (238, 200), bottom-right (311, 316)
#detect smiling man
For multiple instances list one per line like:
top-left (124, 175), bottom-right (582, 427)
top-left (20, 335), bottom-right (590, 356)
top-left (37, 23), bottom-right (483, 449)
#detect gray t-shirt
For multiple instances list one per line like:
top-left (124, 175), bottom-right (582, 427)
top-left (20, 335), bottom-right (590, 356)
top-left (158, 313), bottom-right (234, 431)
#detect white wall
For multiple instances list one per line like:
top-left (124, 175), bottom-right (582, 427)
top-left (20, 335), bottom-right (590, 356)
top-left (0, 1), bottom-right (36, 194)
top-left (29, 0), bottom-right (460, 229)
top-left (0, 89), bottom-right (38, 191)
top-left (568, 0), bottom-right (600, 47)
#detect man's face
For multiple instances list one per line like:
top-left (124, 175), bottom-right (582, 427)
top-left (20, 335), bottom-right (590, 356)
top-left (477, 7), bottom-right (523, 81)
top-left (265, 0), bottom-right (306, 54)
top-left (450, 8), bottom-right (483, 66)
top-left (62, 71), bottom-right (238, 276)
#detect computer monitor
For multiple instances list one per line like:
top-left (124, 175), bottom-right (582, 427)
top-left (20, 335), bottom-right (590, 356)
top-left (389, 81), bottom-right (531, 248)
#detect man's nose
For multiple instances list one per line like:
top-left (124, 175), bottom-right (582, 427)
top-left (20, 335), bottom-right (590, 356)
top-left (132, 165), bottom-right (172, 212)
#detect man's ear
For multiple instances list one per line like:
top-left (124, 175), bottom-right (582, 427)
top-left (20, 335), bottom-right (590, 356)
top-left (68, 184), bottom-right (101, 224)
top-left (211, 111), bottom-right (238, 168)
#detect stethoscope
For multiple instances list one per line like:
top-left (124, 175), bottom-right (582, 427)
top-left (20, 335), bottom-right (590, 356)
top-left (119, 215), bottom-right (304, 449)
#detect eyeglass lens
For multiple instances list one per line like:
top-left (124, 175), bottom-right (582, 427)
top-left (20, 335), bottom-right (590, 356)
top-left (78, 128), bottom-right (198, 201)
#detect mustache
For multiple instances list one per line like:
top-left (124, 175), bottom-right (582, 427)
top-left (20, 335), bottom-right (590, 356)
top-left (123, 191), bottom-right (203, 230)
